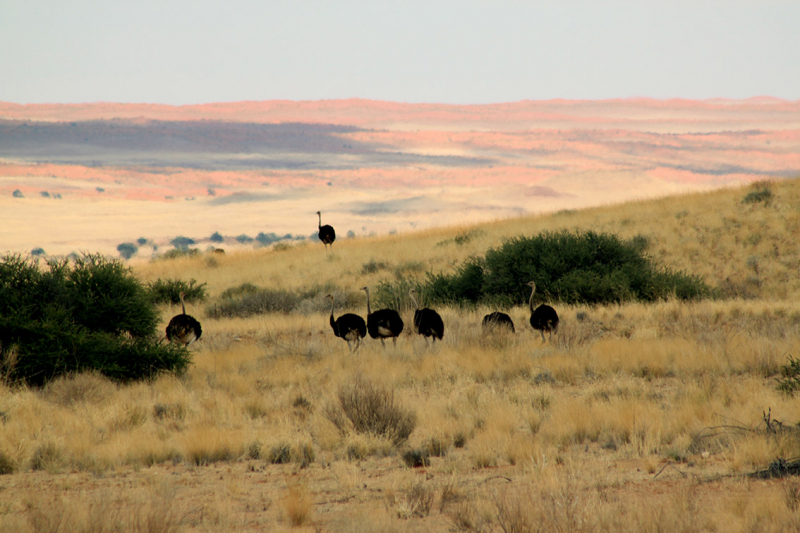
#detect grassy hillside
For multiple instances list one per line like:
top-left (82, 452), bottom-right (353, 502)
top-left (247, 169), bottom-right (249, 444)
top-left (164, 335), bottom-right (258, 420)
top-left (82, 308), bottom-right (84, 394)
top-left (1, 178), bottom-right (800, 532)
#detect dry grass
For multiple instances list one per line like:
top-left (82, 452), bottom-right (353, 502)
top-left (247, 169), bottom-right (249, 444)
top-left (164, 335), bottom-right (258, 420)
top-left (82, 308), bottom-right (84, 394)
top-left (2, 179), bottom-right (800, 530)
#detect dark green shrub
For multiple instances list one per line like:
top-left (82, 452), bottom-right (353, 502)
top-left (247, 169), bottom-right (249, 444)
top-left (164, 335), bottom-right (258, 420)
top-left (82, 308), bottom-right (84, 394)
top-left (170, 236), bottom-right (195, 250)
top-left (147, 278), bottom-right (207, 305)
top-left (12, 190), bottom-right (23, 198)
top-left (379, 230), bottom-right (709, 307)
top-left (742, 182), bottom-right (773, 205)
top-left (40, 191), bottom-right (50, 198)
top-left (136, 237), bottom-right (148, 246)
top-left (0, 254), bottom-right (191, 386)
top-left (235, 234), bottom-right (254, 244)
top-left (256, 232), bottom-right (279, 246)
top-left (116, 242), bottom-right (138, 260)
top-left (209, 232), bottom-right (224, 243)
top-left (30, 248), bottom-right (46, 256)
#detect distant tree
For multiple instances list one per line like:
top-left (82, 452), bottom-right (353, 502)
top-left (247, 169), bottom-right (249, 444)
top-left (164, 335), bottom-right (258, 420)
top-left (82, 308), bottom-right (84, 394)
top-left (170, 236), bottom-right (195, 250)
top-left (236, 234), bottom-right (254, 244)
top-left (96, 187), bottom-right (105, 193)
top-left (207, 188), bottom-right (216, 196)
top-left (136, 237), bottom-right (148, 246)
top-left (209, 232), bottom-right (224, 243)
top-left (347, 230), bottom-right (356, 239)
top-left (116, 243), bottom-right (138, 260)
top-left (30, 248), bottom-right (46, 256)
top-left (39, 191), bottom-right (50, 198)
top-left (12, 190), bottom-right (23, 198)
top-left (256, 232), bottom-right (279, 246)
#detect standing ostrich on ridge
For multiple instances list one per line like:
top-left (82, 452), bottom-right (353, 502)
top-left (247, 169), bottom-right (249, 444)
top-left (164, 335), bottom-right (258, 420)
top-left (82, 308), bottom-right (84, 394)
top-left (166, 291), bottom-right (202, 347)
top-left (316, 211), bottom-right (335, 251)
top-left (527, 281), bottom-right (559, 342)
top-left (482, 311), bottom-right (515, 333)
top-left (325, 294), bottom-right (366, 353)
top-left (409, 289), bottom-right (444, 345)
top-left (360, 286), bottom-right (404, 346)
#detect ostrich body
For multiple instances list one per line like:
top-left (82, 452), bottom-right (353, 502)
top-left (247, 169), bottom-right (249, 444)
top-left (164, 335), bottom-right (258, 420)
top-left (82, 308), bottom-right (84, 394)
top-left (482, 311), bottom-right (515, 333)
top-left (316, 211), bottom-right (336, 250)
top-left (527, 281), bottom-right (558, 342)
top-left (409, 289), bottom-right (444, 344)
top-left (326, 294), bottom-right (366, 352)
top-left (166, 291), bottom-right (202, 347)
top-left (360, 286), bottom-right (404, 346)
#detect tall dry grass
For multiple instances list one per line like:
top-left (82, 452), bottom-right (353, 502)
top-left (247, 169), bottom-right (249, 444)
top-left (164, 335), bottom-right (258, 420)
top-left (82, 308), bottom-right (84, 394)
top-left (2, 179), bottom-right (800, 530)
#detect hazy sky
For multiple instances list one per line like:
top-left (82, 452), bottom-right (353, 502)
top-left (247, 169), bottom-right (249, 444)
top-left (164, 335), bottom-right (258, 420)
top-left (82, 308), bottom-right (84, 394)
top-left (2, 1), bottom-right (799, 105)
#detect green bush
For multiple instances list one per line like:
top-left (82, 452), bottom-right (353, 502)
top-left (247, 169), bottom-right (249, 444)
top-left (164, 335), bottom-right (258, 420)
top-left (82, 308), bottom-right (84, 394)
top-left (777, 356), bottom-right (800, 394)
top-left (209, 232), bottom-right (224, 243)
top-left (377, 230), bottom-right (709, 307)
top-left (147, 278), bottom-right (207, 305)
top-left (30, 248), bottom-right (46, 256)
top-left (235, 234), bottom-right (254, 244)
top-left (0, 254), bottom-right (191, 386)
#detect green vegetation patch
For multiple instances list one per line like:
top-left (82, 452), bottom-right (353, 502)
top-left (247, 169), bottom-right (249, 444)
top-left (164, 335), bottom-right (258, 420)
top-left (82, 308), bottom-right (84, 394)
top-left (377, 230), bottom-right (709, 308)
top-left (0, 254), bottom-right (191, 386)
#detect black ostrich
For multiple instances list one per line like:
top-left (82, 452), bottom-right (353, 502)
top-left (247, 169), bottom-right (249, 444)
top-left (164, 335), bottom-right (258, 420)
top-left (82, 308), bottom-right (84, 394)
top-left (166, 291), bottom-right (202, 347)
top-left (527, 281), bottom-right (559, 342)
top-left (316, 211), bottom-right (336, 251)
top-left (482, 311), bottom-right (515, 333)
top-left (360, 286), bottom-right (404, 346)
top-left (409, 289), bottom-right (444, 345)
top-left (326, 294), bottom-right (366, 353)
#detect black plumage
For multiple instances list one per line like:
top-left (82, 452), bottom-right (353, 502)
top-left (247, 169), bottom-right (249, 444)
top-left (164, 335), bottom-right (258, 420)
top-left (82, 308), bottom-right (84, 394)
top-left (409, 289), bottom-right (443, 344)
top-left (527, 281), bottom-right (558, 342)
top-left (360, 286), bottom-right (404, 346)
top-left (166, 291), bottom-right (202, 347)
top-left (326, 294), bottom-right (366, 352)
top-left (316, 211), bottom-right (336, 250)
top-left (482, 311), bottom-right (515, 333)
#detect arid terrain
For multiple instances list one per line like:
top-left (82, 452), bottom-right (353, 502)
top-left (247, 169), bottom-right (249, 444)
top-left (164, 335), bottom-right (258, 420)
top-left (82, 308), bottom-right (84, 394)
top-left (1, 98), bottom-right (798, 257)
top-left (2, 177), bottom-right (800, 532)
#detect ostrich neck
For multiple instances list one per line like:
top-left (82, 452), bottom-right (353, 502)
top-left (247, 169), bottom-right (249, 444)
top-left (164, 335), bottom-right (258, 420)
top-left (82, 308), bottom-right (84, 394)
top-left (318, 213), bottom-right (322, 228)
top-left (365, 290), bottom-right (371, 315)
top-left (529, 287), bottom-right (535, 312)
top-left (410, 293), bottom-right (419, 310)
top-left (329, 299), bottom-right (336, 327)
top-left (181, 295), bottom-right (186, 315)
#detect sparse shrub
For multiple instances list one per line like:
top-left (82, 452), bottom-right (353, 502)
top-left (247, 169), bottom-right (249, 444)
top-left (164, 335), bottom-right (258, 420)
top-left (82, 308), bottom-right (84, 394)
top-left (43, 371), bottom-right (117, 406)
top-left (325, 376), bottom-right (416, 445)
top-left (207, 282), bottom-right (347, 318)
top-left (147, 278), bottom-right (207, 305)
top-left (31, 442), bottom-right (63, 471)
top-left (267, 443), bottom-right (293, 464)
top-left (0, 253), bottom-right (191, 386)
top-left (361, 259), bottom-right (389, 274)
top-left (95, 187), bottom-right (104, 193)
top-left (116, 242), bottom-right (138, 260)
top-left (402, 449), bottom-right (430, 468)
top-left (12, 189), bottom-right (23, 198)
top-left (777, 356), bottom-right (800, 394)
top-left (209, 231), bottom-right (224, 243)
top-left (347, 230), bottom-right (356, 238)
top-left (385, 230), bottom-right (709, 307)
top-left (159, 247), bottom-right (200, 260)
top-left (391, 481), bottom-right (435, 519)
top-left (170, 236), bottom-right (195, 250)
top-left (742, 182), bottom-right (773, 205)
top-left (0, 450), bottom-right (15, 474)
top-left (40, 191), bottom-right (50, 198)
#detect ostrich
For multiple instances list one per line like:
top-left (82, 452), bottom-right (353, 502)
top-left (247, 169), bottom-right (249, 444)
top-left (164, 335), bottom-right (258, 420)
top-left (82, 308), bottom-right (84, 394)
top-left (325, 294), bottom-right (366, 352)
top-left (527, 281), bottom-right (559, 343)
top-left (166, 291), bottom-right (202, 347)
top-left (316, 211), bottom-right (336, 251)
top-left (409, 289), bottom-right (444, 345)
top-left (482, 311), bottom-right (515, 333)
top-left (360, 286), bottom-right (404, 346)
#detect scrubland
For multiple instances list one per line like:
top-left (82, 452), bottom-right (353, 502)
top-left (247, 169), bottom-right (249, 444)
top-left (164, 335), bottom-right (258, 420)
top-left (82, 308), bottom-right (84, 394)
top-left (2, 179), bottom-right (800, 532)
